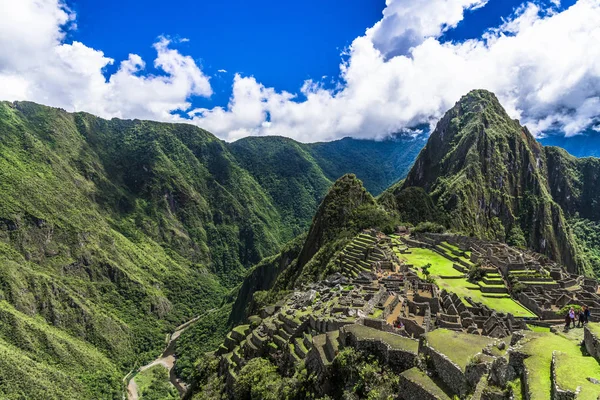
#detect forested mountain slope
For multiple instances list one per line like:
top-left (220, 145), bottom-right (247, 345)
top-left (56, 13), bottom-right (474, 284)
top-left (392, 90), bottom-right (594, 274)
top-left (0, 101), bottom-right (286, 398)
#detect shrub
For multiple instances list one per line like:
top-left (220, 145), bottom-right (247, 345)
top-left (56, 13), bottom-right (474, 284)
top-left (511, 282), bottom-right (526, 294)
top-left (412, 222), bottom-right (445, 234)
top-left (507, 226), bottom-right (527, 248)
top-left (421, 263), bottom-right (431, 278)
top-left (558, 304), bottom-right (583, 316)
top-left (467, 264), bottom-right (485, 283)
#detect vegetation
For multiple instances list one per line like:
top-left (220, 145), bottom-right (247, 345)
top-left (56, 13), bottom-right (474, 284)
top-left (467, 264), bottom-right (486, 283)
top-left (134, 365), bottom-right (178, 400)
top-left (424, 329), bottom-right (496, 371)
top-left (435, 277), bottom-right (536, 317)
top-left (569, 217), bottom-right (600, 276)
top-left (520, 332), bottom-right (600, 399)
top-left (397, 248), bottom-right (462, 277)
top-left (400, 90), bottom-right (589, 274)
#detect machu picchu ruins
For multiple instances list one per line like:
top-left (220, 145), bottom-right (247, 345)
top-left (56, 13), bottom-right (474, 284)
top-left (216, 229), bottom-right (600, 399)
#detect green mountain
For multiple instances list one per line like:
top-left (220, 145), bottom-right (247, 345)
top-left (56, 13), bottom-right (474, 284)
top-left (0, 101), bottom-right (289, 398)
top-left (228, 136), bottom-right (332, 240)
top-left (0, 100), bottom-right (421, 398)
top-left (185, 90), bottom-right (600, 400)
top-left (306, 134), bottom-right (427, 195)
top-left (393, 90), bottom-right (589, 274)
top-left (230, 133), bottom-right (425, 197)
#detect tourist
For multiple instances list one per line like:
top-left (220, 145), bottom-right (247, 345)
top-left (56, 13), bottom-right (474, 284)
top-left (568, 307), bottom-right (576, 328)
top-left (584, 305), bottom-right (591, 325)
top-left (578, 307), bottom-right (586, 328)
top-left (564, 312), bottom-right (571, 330)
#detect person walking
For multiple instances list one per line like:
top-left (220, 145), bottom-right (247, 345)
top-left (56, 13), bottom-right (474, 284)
top-left (584, 305), bottom-right (591, 325)
top-left (565, 311), bottom-right (571, 330)
top-left (578, 307), bottom-right (586, 327)
top-left (568, 307), bottom-right (576, 328)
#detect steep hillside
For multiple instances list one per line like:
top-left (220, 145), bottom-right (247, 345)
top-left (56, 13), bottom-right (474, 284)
top-left (230, 134), bottom-right (426, 201)
top-left (0, 101), bottom-right (286, 397)
top-left (307, 134), bottom-right (427, 194)
top-left (399, 90), bottom-right (587, 273)
top-left (228, 136), bottom-right (332, 239)
top-left (223, 174), bottom-right (399, 326)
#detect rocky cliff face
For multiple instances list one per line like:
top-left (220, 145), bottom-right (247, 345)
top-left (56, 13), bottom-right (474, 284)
top-left (402, 90), bottom-right (587, 273)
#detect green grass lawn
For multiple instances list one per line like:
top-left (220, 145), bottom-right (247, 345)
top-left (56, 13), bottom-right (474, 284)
top-left (424, 329), bottom-right (497, 371)
top-left (436, 277), bottom-right (536, 318)
top-left (397, 248), bottom-right (463, 277)
top-left (441, 242), bottom-right (461, 252)
top-left (521, 332), bottom-right (600, 400)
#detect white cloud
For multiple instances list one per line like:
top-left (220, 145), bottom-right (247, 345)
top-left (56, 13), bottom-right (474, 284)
top-left (0, 0), bottom-right (599, 142)
top-left (217, 69), bottom-right (228, 73)
top-left (0, 0), bottom-right (211, 120)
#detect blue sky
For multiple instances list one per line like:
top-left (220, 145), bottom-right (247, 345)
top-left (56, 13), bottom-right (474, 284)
top-left (0, 0), bottom-right (598, 142)
top-left (68, 0), bottom-right (575, 107)
top-left (66, 0), bottom-right (573, 110)
top-left (67, 0), bottom-right (386, 108)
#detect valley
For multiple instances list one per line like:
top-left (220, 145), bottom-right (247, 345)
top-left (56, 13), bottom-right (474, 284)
top-left (1, 90), bottom-right (600, 399)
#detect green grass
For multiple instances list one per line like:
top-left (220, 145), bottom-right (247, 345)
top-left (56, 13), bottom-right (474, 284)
top-left (587, 322), bottom-right (600, 337)
top-left (521, 332), bottom-right (600, 400)
top-left (424, 329), bottom-right (496, 371)
top-left (400, 367), bottom-right (451, 399)
top-left (344, 324), bottom-right (419, 353)
top-left (436, 277), bottom-right (536, 317)
top-left (398, 247), bottom-right (463, 277)
top-left (233, 324), bottom-right (250, 336)
top-left (134, 364), bottom-right (178, 400)
top-left (527, 324), bottom-right (551, 333)
top-left (441, 242), bottom-right (461, 252)
top-left (553, 351), bottom-right (600, 399)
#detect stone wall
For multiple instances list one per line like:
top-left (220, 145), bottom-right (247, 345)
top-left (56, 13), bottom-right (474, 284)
top-left (551, 352), bottom-right (578, 400)
top-left (584, 325), bottom-right (600, 362)
top-left (397, 371), bottom-right (442, 400)
top-left (340, 326), bottom-right (417, 373)
top-left (421, 344), bottom-right (468, 397)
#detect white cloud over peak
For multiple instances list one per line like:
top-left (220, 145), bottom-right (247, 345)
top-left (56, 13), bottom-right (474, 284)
top-left (0, 0), bottom-right (599, 142)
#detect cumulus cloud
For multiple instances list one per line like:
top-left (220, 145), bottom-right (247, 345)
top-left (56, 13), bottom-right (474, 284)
top-left (0, 0), bottom-right (599, 141)
top-left (0, 0), bottom-right (211, 120)
top-left (186, 0), bottom-right (600, 141)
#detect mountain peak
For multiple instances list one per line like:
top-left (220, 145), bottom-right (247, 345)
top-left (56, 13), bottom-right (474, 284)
top-left (400, 89), bottom-right (584, 273)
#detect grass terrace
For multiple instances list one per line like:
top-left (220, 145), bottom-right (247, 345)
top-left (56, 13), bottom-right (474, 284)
top-left (424, 329), bottom-right (497, 371)
top-left (397, 248), bottom-right (463, 277)
top-left (436, 277), bottom-right (536, 317)
top-left (520, 331), bottom-right (600, 400)
top-left (587, 322), bottom-right (600, 337)
top-left (344, 324), bottom-right (419, 353)
top-left (400, 367), bottom-right (452, 400)
top-left (526, 325), bottom-right (551, 333)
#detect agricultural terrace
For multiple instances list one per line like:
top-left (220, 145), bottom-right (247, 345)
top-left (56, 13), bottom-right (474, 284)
top-left (395, 244), bottom-right (536, 318)
top-left (520, 331), bottom-right (600, 400)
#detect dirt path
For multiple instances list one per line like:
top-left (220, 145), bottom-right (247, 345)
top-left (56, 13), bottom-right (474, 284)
top-left (125, 310), bottom-right (215, 400)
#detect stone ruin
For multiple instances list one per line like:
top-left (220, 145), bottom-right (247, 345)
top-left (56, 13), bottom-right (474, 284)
top-left (215, 230), bottom-right (600, 399)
